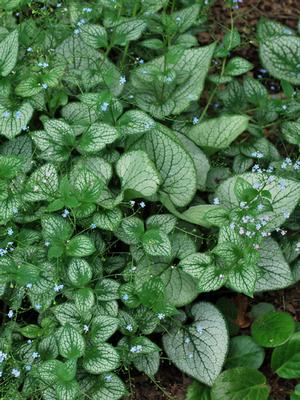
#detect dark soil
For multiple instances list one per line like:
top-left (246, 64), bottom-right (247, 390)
top-left (126, 1), bottom-right (300, 398)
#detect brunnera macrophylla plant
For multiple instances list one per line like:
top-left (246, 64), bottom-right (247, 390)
top-left (0, 0), bottom-right (300, 399)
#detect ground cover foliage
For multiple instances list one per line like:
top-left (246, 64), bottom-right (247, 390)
top-left (0, 0), bottom-right (300, 399)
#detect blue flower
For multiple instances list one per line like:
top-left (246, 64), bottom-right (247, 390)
top-left (130, 345), bottom-right (143, 353)
top-left (0, 248), bottom-right (7, 257)
top-left (0, 351), bottom-right (7, 363)
top-left (53, 284), bottom-right (64, 292)
top-left (104, 374), bottom-right (112, 382)
top-left (122, 294), bottom-right (129, 301)
top-left (119, 76), bottom-right (126, 85)
top-left (2, 111), bottom-right (10, 118)
top-left (62, 209), bottom-right (70, 218)
top-left (278, 179), bottom-right (286, 190)
top-left (11, 368), bottom-right (20, 378)
top-left (7, 227), bottom-right (13, 236)
top-left (101, 102), bottom-right (109, 111)
top-left (77, 19), bottom-right (86, 26)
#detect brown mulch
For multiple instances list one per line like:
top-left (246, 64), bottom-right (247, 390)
top-left (127, 1), bottom-right (300, 399)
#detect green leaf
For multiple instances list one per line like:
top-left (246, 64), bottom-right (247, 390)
top-left (56, 36), bottom-right (122, 95)
top-left (163, 302), bottom-right (228, 386)
top-left (171, 4), bottom-right (200, 33)
top-left (38, 336), bottom-right (59, 361)
top-left (130, 124), bottom-right (197, 207)
top-left (249, 303), bottom-right (276, 319)
top-left (141, 38), bottom-right (164, 49)
top-left (20, 324), bottom-right (42, 338)
top-left (41, 215), bottom-right (73, 242)
top-left (90, 315), bottom-right (119, 343)
top-left (78, 123), bottom-right (119, 154)
top-left (89, 374), bottom-right (126, 400)
top-left (142, 228), bottom-right (171, 257)
top-left (186, 381), bottom-right (212, 400)
top-left (70, 164), bottom-right (103, 198)
top-left (187, 115), bottom-right (249, 152)
top-left (211, 367), bottom-right (270, 400)
top-left (67, 258), bottom-right (92, 288)
top-left (243, 76), bottom-right (268, 105)
top-left (66, 235), bottom-right (96, 257)
top-left (179, 253), bottom-right (224, 293)
top-left (0, 135), bottom-right (33, 173)
top-left (54, 302), bottom-right (89, 330)
top-left (116, 150), bottom-right (160, 197)
top-left (214, 28), bottom-right (241, 57)
top-left (225, 57), bottom-right (253, 76)
top-left (146, 213), bottom-right (176, 234)
top-left (112, 19), bottom-right (146, 46)
top-left (15, 75), bottom-right (42, 97)
top-left (74, 287), bottom-right (95, 313)
top-left (281, 121), bottom-right (300, 146)
top-left (116, 216), bottom-right (144, 245)
top-left (32, 119), bottom-right (76, 162)
top-left (138, 276), bottom-right (166, 311)
top-left (95, 279), bottom-right (120, 301)
top-left (0, 102), bottom-right (33, 139)
top-left (271, 332), bottom-right (300, 379)
top-left (216, 173), bottom-right (300, 231)
top-left (130, 44), bottom-right (215, 118)
top-left (257, 17), bottom-right (296, 41)
top-left (171, 204), bottom-right (227, 228)
top-left (76, 156), bottom-right (112, 184)
top-left (255, 238), bottom-right (294, 292)
top-left (58, 324), bottom-right (85, 359)
top-left (83, 343), bottom-right (119, 374)
top-left (81, 24), bottom-right (108, 48)
top-left (0, 30), bottom-right (18, 76)
top-left (161, 267), bottom-right (198, 307)
top-left (225, 336), bottom-right (265, 369)
top-left (233, 177), bottom-right (257, 202)
top-left (93, 208), bottom-right (123, 231)
top-left (119, 282), bottom-right (140, 308)
top-left (24, 164), bottom-right (58, 202)
top-left (133, 351), bottom-right (160, 377)
top-left (251, 311), bottom-right (295, 348)
top-left (174, 131), bottom-right (210, 190)
top-left (56, 380), bottom-right (80, 400)
top-left (117, 109), bottom-right (155, 136)
top-left (1, 261), bottom-right (41, 285)
top-left (0, 155), bottom-right (24, 179)
top-left (260, 36), bottom-right (300, 85)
